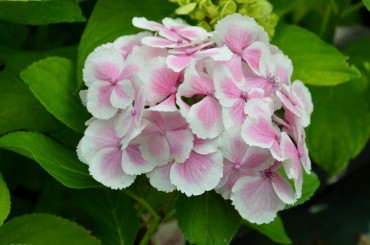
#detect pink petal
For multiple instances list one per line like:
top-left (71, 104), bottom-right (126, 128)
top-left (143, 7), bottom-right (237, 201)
top-left (166, 54), bottom-right (194, 72)
top-left (113, 32), bottom-right (151, 59)
top-left (199, 45), bottom-right (233, 61)
top-left (110, 79), bottom-right (135, 109)
top-left (213, 14), bottom-right (269, 55)
top-left (231, 175), bottom-right (284, 224)
top-left (241, 113), bottom-right (279, 149)
top-left (244, 98), bottom-right (274, 119)
top-left (299, 140), bottom-right (311, 174)
top-left (89, 147), bottom-right (135, 189)
top-left (170, 151), bottom-right (223, 196)
top-left (147, 164), bottom-right (176, 193)
top-left (276, 86), bottom-right (303, 117)
top-left (271, 172), bottom-right (296, 204)
top-left (148, 94), bottom-right (178, 112)
top-left (138, 132), bottom-right (170, 167)
top-left (87, 81), bottom-right (117, 119)
top-left (242, 146), bottom-right (275, 170)
top-left (292, 80), bottom-right (313, 127)
top-left (166, 130), bottom-right (194, 163)
top-left (140, 57), bottom-right (180, 105)
top-left (222, 100), bottom-right (246, 129)
top-left (132, 17), bottom-right (164, 31)
top-left (242, 41), bottom-right (267, 72)
top-left (192, 136), bottom-right (219, 154)
top-left (188, 96), bottom-right (224, 139)
top-left (280, 132), bottom-right (300, 179)
top-left (144, 111), bottom-right (188, 131)
top-left (83, 44), bottom-right (124, 87)
top-left (213, 64), bottom-right (243, 107)
top-left (122, 144), bottom-right (154, 175)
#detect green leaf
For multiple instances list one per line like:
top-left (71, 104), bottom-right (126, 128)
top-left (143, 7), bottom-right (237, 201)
top-left (296, 171), bottom-right (320, 206)
top-left (286, 171), bottom-right (320, 208)
top-left (0, 213), bottom-right (100, 244)
top-left (272, 24), bottom-right (360, 86)
top-left (77, 0), bottom-right (176, 88)
top-left (0, 131), bottom-right (99, 189)
top-left (175, 191), bottom-right (241, 245)
top-left (0, 71), bottom-right (61, 135)
top-left (306, 37), bottom-right (370, 176)
top-left (306, 81), bottom-right (370, 176)
top-left (0, 0), bottom-right (85, 25)
top-left (71, 189), bottom-right (139, 245)
top-left (0, 172), bottom-right (10, 225)
top-left (243, 215), bottom-right (291, 244)
top-left (364, 0), bottom-right (370, 11)
top-left (20, 57), bottom-right (90, 133)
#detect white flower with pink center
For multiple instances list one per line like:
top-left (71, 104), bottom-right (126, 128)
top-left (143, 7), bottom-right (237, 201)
top-left (78, 13), bottom-right (314, 225)
top-left (83, 44), bottom-right (142, 119)
top-left (231, 161), bottom-right (296, 224)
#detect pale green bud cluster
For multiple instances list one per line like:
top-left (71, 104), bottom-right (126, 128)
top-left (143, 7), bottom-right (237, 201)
top-left (169, 0), bottom-right (278, 37)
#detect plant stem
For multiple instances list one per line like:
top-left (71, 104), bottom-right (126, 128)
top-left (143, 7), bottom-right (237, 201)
top-left (340, 2), bottom-right (364, 17)
top-left (122, 189), bottom-right (160, 220)
top-left (139, 217), bottom-right (161, 245)
top-left (162, 209), bottom-right (176, 222)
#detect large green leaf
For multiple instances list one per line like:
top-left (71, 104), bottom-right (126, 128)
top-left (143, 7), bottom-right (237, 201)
top-left (0, 172), bottom-right (10, 225)
top-left (0, 0), bottom-right (85, 25)
top-left (175, 191), bottom-right (241, 245)
top-left (305, 37), bottom-right (370, 176)
top-left (77, 0), bottom-right (176, 88)
top-left (272, 24), bottom-right (360, 86)
top-left (0, 131), bottom-right (99, 189)
top-left (71, 189), bottom-right (139, 245)
top-left (306, 81), bottom-right (370, 176)
top-left (243, 215), bottom-right (291, 244)
top-left (0, 71), bottom-right (61, 135)
top-left (20, 57), bottom-right (90, 133)
top-left (0, 213), bottom-right (100, 244)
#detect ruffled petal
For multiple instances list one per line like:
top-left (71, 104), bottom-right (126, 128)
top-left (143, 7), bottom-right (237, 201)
top-left (271, 173), bottom-right (296, 204)
top-left (170, 151), bottom-right (223, 196)
top-left (87, 81), bottom-right (117, 119)
top-left (188, 96), bottom-right (224, 139)
top-left (147, 163), bottom-right (176, 193)
top-left (231, 176), bottom-right (284, 224)
top-left (122, 144), bottom-right (155, 175)
top-left (89, 148), bottom-right (135, 189)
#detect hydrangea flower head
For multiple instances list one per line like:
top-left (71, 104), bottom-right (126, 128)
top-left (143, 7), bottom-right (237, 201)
top-left (78, 13), bottom-right (313, 224)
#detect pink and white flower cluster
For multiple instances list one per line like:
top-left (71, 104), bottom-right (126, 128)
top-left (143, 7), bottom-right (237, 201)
top-left (77, 13), bottom-right (313, 224)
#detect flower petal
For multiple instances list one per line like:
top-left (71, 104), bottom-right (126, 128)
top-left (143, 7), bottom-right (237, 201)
top-left (89, 147), bottom-right (135, 189)
top-left (213, 13), bottom-right (269, 55)
top-left (170, 151), bottom-right (223, 196)
top-left (231, 176), bottom-right (284, 224)
top-left (147, 164), bottom-right (176, 193)
top-left (271, 172), bottom-right (296, 205)
top-left (166, 130), bottom-right (194, 163)
top-left (280, 132), bottom-right (300, 179)
top-left (188, 96), bottom-right (224, 139)
top-left (122, 143), bottom-right (154, 175)
top-left (138, 131), bottom-right (170, 167)
top-left (110, 79), bottom-right (135, 109)
top-left (87, 81), bottom-right (117, 119)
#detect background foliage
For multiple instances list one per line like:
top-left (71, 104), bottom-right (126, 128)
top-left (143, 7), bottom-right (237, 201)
top-left (0, 0), bottom-right (369, 244)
